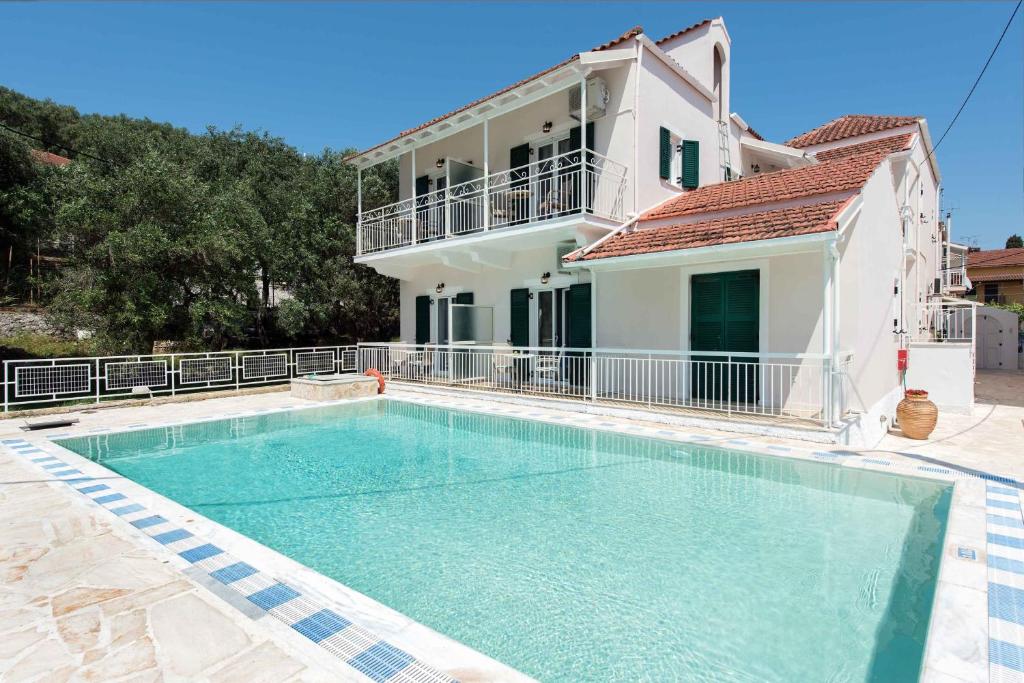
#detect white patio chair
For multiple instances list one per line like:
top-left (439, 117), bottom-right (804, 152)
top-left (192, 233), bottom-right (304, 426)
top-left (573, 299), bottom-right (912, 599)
top-left (407, 348), bottom-right (434, 379)
top-left (533, 352), bottom-right (562, 386)
top-left (492, 342), bottom-right (515, 386)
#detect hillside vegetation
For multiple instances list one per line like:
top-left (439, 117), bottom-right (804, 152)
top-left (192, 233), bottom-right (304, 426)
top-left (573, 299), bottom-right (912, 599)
top-left (0, 86), bottom-right (399, 354)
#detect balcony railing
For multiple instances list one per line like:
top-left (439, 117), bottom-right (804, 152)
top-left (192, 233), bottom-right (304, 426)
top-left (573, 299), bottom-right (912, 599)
top-left (907, 302), bottom-right (975, 343)
top-left (941, 266), bottom-right (967, 290)
top-left (357, 343), bottom-right (851, 427)
top-left (357, 150), bottom-right (630, 256)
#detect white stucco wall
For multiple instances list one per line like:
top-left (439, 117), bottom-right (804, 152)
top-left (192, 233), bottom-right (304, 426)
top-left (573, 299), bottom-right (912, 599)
top-left (838, 161), bottom-right (904, 418)
top-left (905, 343), bottom-right (975, 414)
top-left (398, 245), bottom-right (589, 345)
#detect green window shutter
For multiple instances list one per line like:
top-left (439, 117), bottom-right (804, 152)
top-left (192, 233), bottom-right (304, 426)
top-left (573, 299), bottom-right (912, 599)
top-left (510, 289), bottom-right (530, 347)
top-left (689, 274), bottom-right (725, 352)
top-left (415, 175), bottom-right (430, 197)
top-left (568, 122), bottom-right (595, 152)
top-left (568, 283), bottom-right (592, 348)
top-left (659, 127), bottom-right (671, 180)
top-left (724, 166), bottom-right (732, 182)
top-left (415, 295), bottom-right (431, 345)
top-left (682, 140), bottom-right (699, 189)
top-left (724, 271), bottom-right (759, 353)
top-left (509, 144), bottom-right (531, 187)
top-left (454, 292), bottom-right (474, 342)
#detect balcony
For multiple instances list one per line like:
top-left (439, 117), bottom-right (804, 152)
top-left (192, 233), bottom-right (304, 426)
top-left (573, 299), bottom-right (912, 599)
top-left (941, 266), bottom-right (968, 291)
top-left (356, 150), bottom-right (630, 257)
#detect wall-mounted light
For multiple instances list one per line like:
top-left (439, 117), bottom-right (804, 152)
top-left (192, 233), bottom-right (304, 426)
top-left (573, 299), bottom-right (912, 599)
top-left (435, 282), bottom-right (445, 294)
top-left (750, 163), bottom-right (761, 174)
top-left (540, 272), bottom-right (551, 285)
top-left (435, 158), bottom-right (444, 169)
top-left (528, 292), bottom-right (534, 300)
top-left (542, 121), bottom-right (553, 134)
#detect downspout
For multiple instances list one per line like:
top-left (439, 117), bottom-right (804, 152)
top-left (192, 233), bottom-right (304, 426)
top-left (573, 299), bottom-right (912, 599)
top-left (633, 37), bottom-right (643, 218)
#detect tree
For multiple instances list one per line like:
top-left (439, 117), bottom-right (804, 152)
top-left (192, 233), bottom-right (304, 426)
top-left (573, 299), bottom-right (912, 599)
top-left (1007, 234), bottom-right (1023, 249)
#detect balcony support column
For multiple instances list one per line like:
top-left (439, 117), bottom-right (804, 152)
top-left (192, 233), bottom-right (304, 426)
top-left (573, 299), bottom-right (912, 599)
top-left (411, 147), bottom-right (418, 244)
top-left (445, 158), bottom-right (451, 238)
top-left (579, 76), bottom-right (588, 213)
top-left (356, 166), bottom-right (362, 256)
top-left (483, 118), bottom-right (490, 231)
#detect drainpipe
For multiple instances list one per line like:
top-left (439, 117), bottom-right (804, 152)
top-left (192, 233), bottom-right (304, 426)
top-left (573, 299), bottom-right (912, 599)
top-left (633, 38), bottom-right (643, 218)
top-left (828, 238), bottom-right (841, 427)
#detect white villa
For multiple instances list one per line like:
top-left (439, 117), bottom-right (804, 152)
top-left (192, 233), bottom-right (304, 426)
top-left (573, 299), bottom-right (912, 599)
top-left (346, 18), bottom-right (974, 445)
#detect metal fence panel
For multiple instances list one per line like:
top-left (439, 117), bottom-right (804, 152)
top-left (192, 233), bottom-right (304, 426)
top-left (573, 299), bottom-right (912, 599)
top-left (15, 364), bottom-right (91, 398)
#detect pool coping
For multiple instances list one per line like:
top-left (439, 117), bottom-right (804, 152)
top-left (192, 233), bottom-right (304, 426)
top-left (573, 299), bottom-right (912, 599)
top-left (6, 390), bottom-right (1010, 682)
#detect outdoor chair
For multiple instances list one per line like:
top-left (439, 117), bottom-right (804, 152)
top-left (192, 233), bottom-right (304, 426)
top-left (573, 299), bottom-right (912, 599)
top-left (492, 343), bottom-right (516, 386)
top-left (533, 352), bottom-right (562, 386)
top-left (407, 348), bottom-right (434, 379)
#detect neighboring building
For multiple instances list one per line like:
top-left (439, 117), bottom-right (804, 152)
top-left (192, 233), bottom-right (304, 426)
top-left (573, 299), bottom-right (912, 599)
top-left (346, 18), bottom-right (966, 444)
top-left (966, 248), bottom-right (1024, 305)
top-left (29, 149), bottom-right (72, 167)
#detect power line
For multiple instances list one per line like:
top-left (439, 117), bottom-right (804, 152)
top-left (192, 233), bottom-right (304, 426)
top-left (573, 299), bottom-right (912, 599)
top-left (923, 0), bottom-right (1022, 167)
top-left (0, 121), bottom-right (114, 165)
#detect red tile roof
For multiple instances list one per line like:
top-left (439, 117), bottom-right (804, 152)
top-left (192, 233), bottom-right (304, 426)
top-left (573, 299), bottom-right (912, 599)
top-left (569, 200), bottom-right (848, 262)
top-left (640, 151), bottom-right (888, 222)
top-left (348, 26), bottom-right (645, 162)
top-left (655, 18), bottom-right (713, 45)
top-left (786, 115), bottom-right (920, 148)
top-left (812, 133), bottom-right (913, 162)
top-left (969, 271), bottom-right (1024, 283)
top-left (30, 149), bottom-right (71, 167)
top-left (968, 248), bottom-right (1024, 268)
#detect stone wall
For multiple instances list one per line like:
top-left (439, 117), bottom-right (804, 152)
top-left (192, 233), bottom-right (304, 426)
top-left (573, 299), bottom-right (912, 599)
top-left (0, 308), bottom-right (57, 337)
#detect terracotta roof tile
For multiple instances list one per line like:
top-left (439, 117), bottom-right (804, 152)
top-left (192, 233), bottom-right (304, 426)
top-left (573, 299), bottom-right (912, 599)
top-left (968, 248), bottom-right (1024, 268)
top-left (570, 200), bottom-right (847, 262)
top-left (655, 18), bottom-right (713, 45)
top-left (640, 151), bottom-right (887, 222)
top-left (812, 133), bottom-right (913, 162)
top-left (969, 271), bottom-right (1024, 282)
top-left (30, 149), bottom-right (71, 167)
top-left (786, 115), bottom-right (920, 148)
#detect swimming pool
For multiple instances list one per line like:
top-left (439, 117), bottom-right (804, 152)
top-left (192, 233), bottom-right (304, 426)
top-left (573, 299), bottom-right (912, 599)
top-left (59, 399), bottom-right (951, 681)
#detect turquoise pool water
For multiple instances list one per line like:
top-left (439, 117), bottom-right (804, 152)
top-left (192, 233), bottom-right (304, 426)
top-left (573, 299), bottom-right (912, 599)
top-left (60, 400), bottom-right (950, 682)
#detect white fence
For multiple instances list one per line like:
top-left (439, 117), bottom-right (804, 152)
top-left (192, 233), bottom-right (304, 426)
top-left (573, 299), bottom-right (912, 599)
top-left (908, 301), bottom-right (976, 343)
top-left (2, 346), bottom-right (358, 412)
top-left (358, 150), bottom-right (631, 255)
top-left (357, 343), bottom-right (848, 427)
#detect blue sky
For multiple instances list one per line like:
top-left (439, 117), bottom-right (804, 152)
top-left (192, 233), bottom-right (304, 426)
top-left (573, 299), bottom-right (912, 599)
top-left (2, 2), bottom-right (1021, 248)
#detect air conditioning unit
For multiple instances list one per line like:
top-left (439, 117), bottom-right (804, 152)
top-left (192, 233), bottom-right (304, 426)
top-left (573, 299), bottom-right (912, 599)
top-left (569, 77), bottom-right (608, 122)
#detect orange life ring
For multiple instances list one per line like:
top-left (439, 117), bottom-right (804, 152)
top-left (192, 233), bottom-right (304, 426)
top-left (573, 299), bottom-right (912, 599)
top-left (364, 368), bottom-right (385, 394)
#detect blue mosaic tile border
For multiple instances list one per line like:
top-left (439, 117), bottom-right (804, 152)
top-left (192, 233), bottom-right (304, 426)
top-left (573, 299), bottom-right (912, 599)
top-left (984, 482), bottom-right (1024, 678)
top-left (1, 437), bottom-right (456, 683)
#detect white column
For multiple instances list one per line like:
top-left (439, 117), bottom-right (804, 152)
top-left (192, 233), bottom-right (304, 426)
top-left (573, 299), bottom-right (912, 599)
top-left (483, 119), bottom-right (490, 230)
top-left (411, 148), bottom-right (417, 243)
top-left (579, 76), bottom-right (588, 214)
top-left (444, 158), bottom-right (451, 238)
top-left (356, 166), bottom-right (362, 255)
top-left (822, 244), bottom-right (834, 425)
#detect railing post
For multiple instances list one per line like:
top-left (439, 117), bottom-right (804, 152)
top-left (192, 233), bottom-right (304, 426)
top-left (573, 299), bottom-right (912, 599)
top-left (726, 356), bottom-right (732, 417)
top-left (590, 354), bottom-right (597, 403)
top-left (2, 361), bottom-right (7, 414)
top-left (444, 160), bottom-right (451, 238)
top-left (95, 358), bottom-right (101, 406)
top-left (356, 166), bottom-right (362, 256)
top-left (411, 147), bottom-right (418, 244)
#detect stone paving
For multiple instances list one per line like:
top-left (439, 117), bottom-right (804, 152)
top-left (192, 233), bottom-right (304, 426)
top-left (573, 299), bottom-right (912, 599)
top-left (0, 443), bottom-right (360, 682)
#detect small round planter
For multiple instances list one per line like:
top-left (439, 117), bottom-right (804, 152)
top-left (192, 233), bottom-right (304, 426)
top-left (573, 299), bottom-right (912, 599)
top-left (897, 390), bottom-right (938, 440)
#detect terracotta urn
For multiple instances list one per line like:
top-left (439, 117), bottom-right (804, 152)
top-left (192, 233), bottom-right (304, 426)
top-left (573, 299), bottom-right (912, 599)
top-left (896, 389), bottom-right (938, 440)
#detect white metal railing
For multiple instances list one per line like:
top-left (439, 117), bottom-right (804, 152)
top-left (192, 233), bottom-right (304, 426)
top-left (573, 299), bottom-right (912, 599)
top-left (2, 345), bottom-right (358, 412)
top-left (941, 266), bottom-right (967, 290)
top-left (357, 150), bottom-right (631, 255)
top-left (908, 302), bottom-right (976, 343)
top-left (357, 343), bottom-right (847, 427)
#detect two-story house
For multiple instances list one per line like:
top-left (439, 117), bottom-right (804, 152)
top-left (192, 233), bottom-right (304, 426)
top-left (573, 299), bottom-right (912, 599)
top-left (347, 18), bottom-right (965, 445)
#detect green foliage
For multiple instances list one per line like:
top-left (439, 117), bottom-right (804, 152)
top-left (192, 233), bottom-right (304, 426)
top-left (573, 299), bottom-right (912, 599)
top-left (0, 86), bottom-right (399, 353)
top-left (1007, 234), bottom-right (1023, 249)
top-left (0, 332), bottom-right (97, 360)
top-left (989, 301), bottom-right (1024, 327)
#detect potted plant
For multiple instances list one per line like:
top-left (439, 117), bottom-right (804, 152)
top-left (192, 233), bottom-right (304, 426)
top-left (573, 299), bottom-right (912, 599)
top-left (896, 389), bottom-right (938, 440)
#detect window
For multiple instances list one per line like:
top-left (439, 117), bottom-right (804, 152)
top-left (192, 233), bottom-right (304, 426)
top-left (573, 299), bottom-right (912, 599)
top-left (659, 128), bottom-right (699, 188)
top-left (984, 283), bottom-right (1000, 304)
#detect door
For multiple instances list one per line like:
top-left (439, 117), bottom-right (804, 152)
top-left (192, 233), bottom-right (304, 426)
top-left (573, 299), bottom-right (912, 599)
top-left (436, 296), bottom-right (452, 371)
top-left (690, 270), bottom-right (759, 403)
top-left (509, 144), bottom-right (531, 225)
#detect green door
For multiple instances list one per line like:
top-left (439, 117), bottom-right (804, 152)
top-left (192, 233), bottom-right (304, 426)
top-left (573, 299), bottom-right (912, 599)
top-left (690, 270), bottom-right (759, 403)
top-left (415, 295), bottom-right (431, 345)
